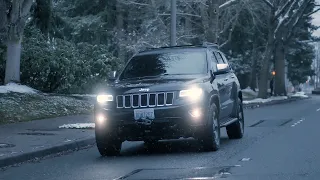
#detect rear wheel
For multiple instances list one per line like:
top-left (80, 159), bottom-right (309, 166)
top-left (199, 104), bottom-right (220, 151)
top-left (95, 128), bottom-right (122, 156)
top-left (226, 98), bottom-right (244, 139)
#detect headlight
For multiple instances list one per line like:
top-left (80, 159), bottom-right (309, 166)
top-left (179, 87), bottom-right (203, 101)
top-left (97, 94), bottom-right (113, 104)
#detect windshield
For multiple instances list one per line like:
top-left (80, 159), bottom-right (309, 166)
top-left (119, 51), bottom-right (207, 80)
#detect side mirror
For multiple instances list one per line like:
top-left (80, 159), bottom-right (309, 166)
top-left (214, 63), bottom-right (230, 75)
top-left (108, 71), bottom-right (117, 81)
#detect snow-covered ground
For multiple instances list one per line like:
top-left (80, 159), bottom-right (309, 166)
top-left (71, 94), bottom-right (97, 98)
top-left (0, 92), bottom-right (93, 124)
top-left (0, 83), bottom-right (37, 94)
top-left (289, 91), bottom-right (309, 98)
top-left (243, 96), bottom-right (288, 105)
top-left (59, 123), bottom-right (95, 129)
top-left (243, 91), bottom-right (309, 105)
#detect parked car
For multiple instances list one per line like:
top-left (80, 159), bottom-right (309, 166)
top-left (94, 43), bottom-right (244, 156)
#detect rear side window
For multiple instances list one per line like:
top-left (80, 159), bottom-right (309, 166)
top-left (209, 51), bottom-right (218, 71)
top-left (214, 52), bottom-right (224, 64)
top-left (218, 52), bottom-right (229, 64)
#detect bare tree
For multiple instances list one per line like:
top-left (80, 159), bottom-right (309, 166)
top-left (0, 0), bottom-right (34, 84)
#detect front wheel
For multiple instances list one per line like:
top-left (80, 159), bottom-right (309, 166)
top-left (199, 104), bottom-right (220, 151)
top-left (95, 129), bottom-right (122, 156)
top-left (226, 98), bottom-right (244, 139)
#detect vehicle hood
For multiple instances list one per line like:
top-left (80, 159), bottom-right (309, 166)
top-left (104, 74), bottom-right (209, 95)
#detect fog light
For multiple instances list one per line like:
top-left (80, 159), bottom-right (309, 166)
top-left (190, 108), bottom-right (201, 118)
top-left (96, 114), bottom-right (106, 124)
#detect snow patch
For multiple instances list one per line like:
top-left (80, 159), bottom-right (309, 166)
top-left (59, 123), bottom-right (95, 129)
top-left (243, 96), bottom-right (288, 104)
top-left (71, 94), bottom-right (97, 98)
top-left (240, 158), bottom-right (251, 161)
top-left (242, 87), bottom-right (258, 96)
top-left (0, 83), bottom-right (37, 94)
top-left (290, 91), bottom-right (308, 98)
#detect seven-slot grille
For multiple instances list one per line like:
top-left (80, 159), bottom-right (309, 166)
top-left (116, 92), bottom-right (174, 108)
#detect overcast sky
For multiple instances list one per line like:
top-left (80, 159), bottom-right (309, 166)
top-left (313, 0), bottom-right (320, 36)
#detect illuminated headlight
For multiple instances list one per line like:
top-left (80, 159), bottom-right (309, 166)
top-left (179, 87), bottom-right (203, 101)
top-left (97, 94), bottom-right (113, 104)
top-left (189, 108), bottom-right (202, 118)
top-left (96, 114), bottom-right (106, 125)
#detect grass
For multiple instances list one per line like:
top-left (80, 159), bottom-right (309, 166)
top-left (0, 93), bottom-right (94, 125)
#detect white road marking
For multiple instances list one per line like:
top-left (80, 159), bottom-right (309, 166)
top-left (317, 108), bottom-right (320, 112)
top-left (291, 118), bottom-right (304, 127)
top-left (240, 158), bottom-right (251, 161)
top-left (33, 145), bottom-right (45, 149)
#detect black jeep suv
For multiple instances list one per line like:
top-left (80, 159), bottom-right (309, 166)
top-left (94, 43), bottom-right (244, 156)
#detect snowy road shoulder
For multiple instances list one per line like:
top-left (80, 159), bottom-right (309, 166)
top-left (242, 92), bottom-right (309, 109)
top-left (0, 83), bottom-right (38, 94)
top-left (243, 96), bottom-right (288, 105)
top-left (59, 123), bottom-right (95, 129)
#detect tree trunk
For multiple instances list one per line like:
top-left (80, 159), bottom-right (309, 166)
top-left (207, 0), bottom-right (219, 43)
top-left (116, 1), bottom-right (125, 61)
top-left (4, 38), bottom-right (22, 84)
top-left (274, 40), bottom-right (287, 96)
top-left (258, 10), bottom-right (274, 99)
top-left (258, 47), bottom-right (272, 99)
top-left (0, 0), bottom-right (8, 35)
top-left (200, 3), bottom-right (209, 40)
top-left (250, 42), bottom-right (258, 91)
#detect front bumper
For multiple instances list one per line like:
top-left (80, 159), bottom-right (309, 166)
top-left (94, 103), bottom-right (208, 140)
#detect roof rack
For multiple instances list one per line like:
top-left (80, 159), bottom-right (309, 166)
top-left (202, 42), bottom-right (219, 48)
top-left (139, 42), bottom-right (219, 53)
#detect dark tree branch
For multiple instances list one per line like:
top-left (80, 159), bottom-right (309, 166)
top-left (274, 0), bottom-right (294, 20)
top-left (305, 7), bottom-right (320, 17)
top-left (219, 0), bottom-right (239, 11)
top-left (260, 0), bottom-right (274, 9)
top-left (286, 0), bottom-right (313, 41)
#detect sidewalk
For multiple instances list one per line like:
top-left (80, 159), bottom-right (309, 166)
top-left (0, 115), bottom-right (95, 168)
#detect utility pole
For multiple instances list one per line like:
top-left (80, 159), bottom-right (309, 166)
top-left (170, 0), bottom-right (177, 46)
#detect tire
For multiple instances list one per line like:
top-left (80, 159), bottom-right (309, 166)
top-left (199, 104), bottom-right (220, 151)
top-left (144, 139), bottom-right (158, 145)
top-left (95, 129), bottom-right (122, 156)
top-left (226, 98), bottom-right (244, 139)
top-left (144, 139), bottom-right (158, 149)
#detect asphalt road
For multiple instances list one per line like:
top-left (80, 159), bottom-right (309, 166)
top-left (1, 96), bottom-right (320, 180)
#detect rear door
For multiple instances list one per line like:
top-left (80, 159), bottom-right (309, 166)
top-left (211, 51), bottom-right (229, 120)
top-left (217, 51), bottom-right (235, 117)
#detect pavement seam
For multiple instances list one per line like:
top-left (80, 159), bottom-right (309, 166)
top-left (0, 137), bottom-right (95, 168)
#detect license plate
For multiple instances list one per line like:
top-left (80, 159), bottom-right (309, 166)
top-left (134, 108), bottom-right (155, 121)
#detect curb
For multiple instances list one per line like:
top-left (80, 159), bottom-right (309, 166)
top-left (243, 97), bottom-right (309, 109)
top-left (0, 138), bottom-right (95, 168)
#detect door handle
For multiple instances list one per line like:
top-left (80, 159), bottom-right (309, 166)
top-left (224, 78), bottom-right (228, 81)
top-left (230, 75), bottom-right (235, 78)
